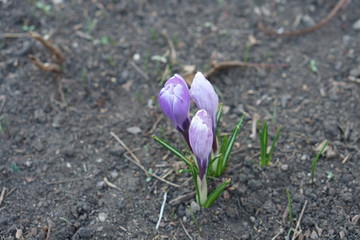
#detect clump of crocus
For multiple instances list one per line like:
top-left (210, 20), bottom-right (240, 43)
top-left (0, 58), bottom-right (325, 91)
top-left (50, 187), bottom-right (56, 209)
top-left (154, 72), bottom-right (244, 207)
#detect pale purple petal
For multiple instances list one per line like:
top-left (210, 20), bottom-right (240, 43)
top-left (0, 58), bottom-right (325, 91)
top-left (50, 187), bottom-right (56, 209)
top-left (189, 110), bottom-right (213, 179)
top-left (165, 74), bottom-right (188, 90)
top-left (190, 72), bottom-right (219, 128)
top-left (158, 74), bottom-right (190, 131)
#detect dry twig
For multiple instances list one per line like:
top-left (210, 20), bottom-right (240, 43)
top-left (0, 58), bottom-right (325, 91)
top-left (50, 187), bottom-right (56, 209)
top-left (161, 30), bottom-right (177, 64)
top-left (180, 220), bottom-right (193, 240)
top-left (169, 191), bottom-right (196, 206)
top-left (0, 95), bottom-right (6, 114)
top-left (29, 55), bottom-right (61, 73)
top-left (0, 33), bottom-right (30, 38)
top-left (156, 191), bottom-right (167, 230)
top-left (103, 177), bottom-right (122, 191)
top-left (29, 31), bottom-right (65, 63)
top-left (45, 219), bottom-right (54, 240)
top-left (205, 61), bottom-right (289, 78)
top-left (258, 0), bottom-right (348, 37)
top-left (0, 187), bottom-right (16, 208)
top-left (291, 200), bottom-right (308, 240)
top-left (0, 188), bottom-right (6, 207)
top-left (130, 61), bottom-right (149, 80)
top-left (110, 132), bottom-right (181, 188)
top-left (250, 113), bottom-right (260, 140)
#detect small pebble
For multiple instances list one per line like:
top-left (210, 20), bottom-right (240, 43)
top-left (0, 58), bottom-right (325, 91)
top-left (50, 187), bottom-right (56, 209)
top-left (349, 68), bottom-right (360, 77)
top-left (98, 213), bottom-right (108, 222)
top-left (223, 190), bottom-right (230, 199)
top-left (109, 144), bottom-right (124, 156)
top-left (222, 105), bottom-right (230, 114)
top-left (281, 164), bottom-right (288, 171)
top-left (190, 201), bottom-right (200, 213)
top-left (96, 181), bottom-right (105, 189)
top-left (311, 230), bottom-right (318, 239)
top-left (339, 230), bottom-right (346, 239)
top-left (34, 109), bottom-right (46, 123)
top-left (78, 227), bottom-right (93, 238)
top-left (126, 126), bottom-right (141, 134)
top-left (248, 179), bottom-right (262, 190)
top-left (342, 192), bottom-right (353, 203)
top-left (110, 171), bottom-right (119, 179)
top-left (32, 138), bottom-right (44, 152)
top-left (133, 53), bottom-right (140, 61)
top-left (24, 159), bottom-right (32, 167)
top-left (52, 113), bottom-right (66, 128)
top-left (352, 19), bottom-right (360, 30)
top-left (302, 15), bottom-right (315, 27)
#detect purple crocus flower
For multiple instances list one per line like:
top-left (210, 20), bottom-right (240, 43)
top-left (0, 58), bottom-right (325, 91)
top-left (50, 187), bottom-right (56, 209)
top-left (189, 109), bottom-right (213, 180)
top-left (158, 74), bottom-right (191, 148)
top-left (190, 72), bottom-right (219, 152)
top-left (190, 72), bottom-right (219, 127)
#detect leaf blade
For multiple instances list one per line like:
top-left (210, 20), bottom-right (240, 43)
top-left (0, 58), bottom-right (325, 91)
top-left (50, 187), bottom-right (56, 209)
top-left (153, 135), bottom-right (190, 167)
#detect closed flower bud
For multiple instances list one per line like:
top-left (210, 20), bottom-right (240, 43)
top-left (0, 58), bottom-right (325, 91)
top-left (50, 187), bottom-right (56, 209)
top-left (158, 74), bottom-right (190, 132)
top-left (189, 110), bottom-right (213, 180)
top-left (190, 72), bottom-right (219, 128)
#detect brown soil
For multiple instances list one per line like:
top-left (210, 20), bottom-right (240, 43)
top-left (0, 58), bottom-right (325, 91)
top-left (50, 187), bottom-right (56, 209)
top-left (1, 0), bottom-right (359, 239)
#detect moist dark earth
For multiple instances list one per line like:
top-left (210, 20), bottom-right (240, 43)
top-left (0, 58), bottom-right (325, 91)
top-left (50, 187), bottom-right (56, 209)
top-left (1, 0), bottom-right (360, 239)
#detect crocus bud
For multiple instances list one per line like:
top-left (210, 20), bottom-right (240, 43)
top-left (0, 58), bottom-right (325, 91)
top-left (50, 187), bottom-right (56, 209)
top-left (190, 72), bottom-right (219, 129)
top-left (189, 110), bottom-right (213, 180)
top-left (158, 74), bottom-right (191, 132)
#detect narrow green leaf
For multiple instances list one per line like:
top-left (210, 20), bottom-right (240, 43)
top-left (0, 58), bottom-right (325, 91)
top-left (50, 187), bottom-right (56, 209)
top-left (153, 135), bottom-right (190, 167)
top-left (267, 125), bottom-right (282, 164)
top-left (190, 164), bottom-right (200, 204)
top-left (216, 134), bottom-right (228, 176)
top-left (221, 115), bottom-right (245, 170)
top-left (309, 59), bottom-right (318, 73)
top-left (209, 153), bottom-right (222, 165)
top-left (263, 122), bottom-right (268, 165)
top-left (216, 103), bottom-right (224, 128)
top-left (286, 189), bottom-right (293, 225)
top-left (177, 169), bottom-right (191, 174)
top-left (203, 178), bottom-right (231, 208)
top-left (311, 140), bottom-right (328, 184)
top-left (259, 121), bottom-right (268, 167)
top-left (11, 162), bottom-right (20, 172)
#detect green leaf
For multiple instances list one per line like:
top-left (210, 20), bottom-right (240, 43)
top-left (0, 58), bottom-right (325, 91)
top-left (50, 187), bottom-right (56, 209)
top-left (11, 162), bottom-right (20, 172)
top-left (215, 134), bottom-right (228, 176)
top-left (326, 171), bottom-right (334, 180)
top-left (311, 140), bottom-right (328, 184)
top-left (209, 153), bottom-right (222, 165)
top-left (100, 36), bottom-right (110, 45)
top-left (177, 169), bottom-right (191, 174)
top-left (145, 168), bottom-right (153, 182)
top-left (221, 115), bottom-right (244, 170)
top-left (153, 135), bottom-right (190, 167)
top-left (309, 59), bottom-right (318, 73)
top-left (286, 189), bottom-right (293, 225)
top-left (259, 121), bottom-right (268, 167)
top-left (216, 103), bottom-right (223, 128)
top-left (190, 164), bottom-right (200, 204)
top-left (267, 125), bottom-right (282, 164)
top-left (203, 178), bottom-right (231, 208)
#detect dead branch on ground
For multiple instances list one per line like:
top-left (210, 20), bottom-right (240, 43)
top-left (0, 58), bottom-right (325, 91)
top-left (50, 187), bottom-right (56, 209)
top-left (258, 0), bottom-right (348, 37)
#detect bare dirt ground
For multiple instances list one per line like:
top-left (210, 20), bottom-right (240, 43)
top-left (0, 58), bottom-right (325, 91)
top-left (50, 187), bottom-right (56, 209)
top-left (1, 0), bottom-right (359, 239)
